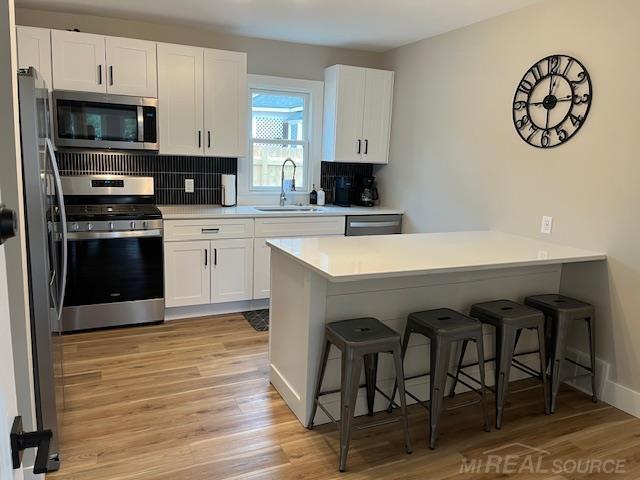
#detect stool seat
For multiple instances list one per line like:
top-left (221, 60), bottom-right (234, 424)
top-left (471, 300), bottom-right (543, 327)
top-left (409, 308), bottom-right (481, 336)
top-left (525, 294), bottom-right (594, 320)
top-left (327, 317), bottom-right (400, 344)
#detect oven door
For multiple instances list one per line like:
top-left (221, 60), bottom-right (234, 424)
top-left (62, 231), bottom-right (164, 331)
top-left (53, 91), bottom-right (158, 151)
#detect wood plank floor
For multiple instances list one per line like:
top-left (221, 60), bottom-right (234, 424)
top-left (49, 314), bottom-right (640, 479)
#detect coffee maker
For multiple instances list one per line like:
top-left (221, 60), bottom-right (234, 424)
top-left (357, 176), bottom-right (379, 207)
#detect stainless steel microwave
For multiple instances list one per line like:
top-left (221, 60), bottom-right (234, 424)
top-left (52, 91), bottom-right (158, 151)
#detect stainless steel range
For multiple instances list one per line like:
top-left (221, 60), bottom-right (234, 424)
top-left (60, 175), bottom-right (164, 331)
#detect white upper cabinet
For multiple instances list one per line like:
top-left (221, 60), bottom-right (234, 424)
top-left (157, 43), bottom-right (204, 156)
top-left (361, 68), bottom-right (394, 164)
top-left (204, 49), bottom-right (247, 158)
top-left (16, 26), bottom-right (52, 90)
top-left (323, 65), bottom-right (394, 164)
top-left (50, 30), bottom-right (158, 96)
top-left (51, 30), bottom-right (106, 93)
top-left (105, 36), bottom-right (157, 97)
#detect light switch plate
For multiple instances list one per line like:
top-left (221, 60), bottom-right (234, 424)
top-left (185, 179), bottom-right (195, 193)
top-left (541, 215), bottom-right (553, 234)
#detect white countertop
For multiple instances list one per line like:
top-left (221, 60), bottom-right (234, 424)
top-left (159, 204), bottom-right (403, 220)
top-left (266, 231), bottom-right (606, 282)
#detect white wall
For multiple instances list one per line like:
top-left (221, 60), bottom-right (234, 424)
top-left (378, 0), bottom-right (640, 402)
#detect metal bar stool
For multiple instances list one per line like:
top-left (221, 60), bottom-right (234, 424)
top-left (525, 294), bottom-right (597, 412)
top-left (387, 308), bottom-right (490, 449)
top-left (308, 318), bottom-right (412, 472)
top-left (450, 300), bottom-right (550, 429)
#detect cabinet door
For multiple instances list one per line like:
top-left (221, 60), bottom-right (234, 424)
top-left (16, 26), bottom-right (52, 90)
top-left (253, 238), bottom-right (271, 299)
top-left (211, 238), bottom-right (253, 303)
top-left (157, 43), bottom-right (204, 155)
top-left (334, 65), bottom-right (366, 163)
top-left (361, 69), bottom-right (394, 164)
top-left (51, 30), bottom-right (106, 93)
top-left (106, 36), bottom-right (157, 97)
top-left (164, 241), bottom-right (210, 307)
top-left (204, 49), bottom-right (247, 157)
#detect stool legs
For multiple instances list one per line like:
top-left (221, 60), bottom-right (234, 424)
top-left (495, 325), bottom-right (517, 429)
top-left (429, 338), bottom-right (451, 449)
top-left (448, 339), bottom-right (469, 398)
top-left (549, 318), bottom-right (570, 414)
top-left (364, 353), bottom-right (379, 416)
top-left (392, 345), bottom-right (413, 455)
top-left (536, 324), bottom-right (551, 415)
top-left (475, 336), bottom-right (491, 432)
top-left (587, 316), bottom-right (598, 402)
top-left (339, 350), bottom-right (362, 472)
top-left (387, 322), bottom-right (411, 412)
top-left (308, 340), bottom-right (331, 429)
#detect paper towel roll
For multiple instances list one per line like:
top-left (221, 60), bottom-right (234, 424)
top-left (221, 174), bottom-right (236, 207)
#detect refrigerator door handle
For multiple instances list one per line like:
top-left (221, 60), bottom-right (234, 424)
top-left (46, 138), bottom-right (67, 321)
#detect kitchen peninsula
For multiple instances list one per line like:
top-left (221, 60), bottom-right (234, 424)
top-left (266, 231), bottom-right (606, 426)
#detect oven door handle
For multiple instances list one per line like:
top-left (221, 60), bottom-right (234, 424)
top-left (67, 229), bottom-right (163, 240)
top-left (46, 138), bottom-right (67, 322)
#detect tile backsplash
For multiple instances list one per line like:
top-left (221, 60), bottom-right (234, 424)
top-left (320, 161), bottom-right (373, 204)
top-left (56, 151), bottom-right (237, 205)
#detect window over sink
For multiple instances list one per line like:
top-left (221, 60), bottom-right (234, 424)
top-left (250, 89), bottom-right (309, 190)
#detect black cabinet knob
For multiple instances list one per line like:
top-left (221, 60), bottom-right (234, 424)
top-left (0, 204), bottom-right (17, 245)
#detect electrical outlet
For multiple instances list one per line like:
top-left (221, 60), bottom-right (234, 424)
top-left (185, 179), bottom-right (194, 193)
top-left (541, 215), bottom-right (553, 234)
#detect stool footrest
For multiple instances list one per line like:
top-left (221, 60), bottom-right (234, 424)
top-left (354, 417), bottom-right (400, 431)
top-left (565, 357), bottom-right (594, 372)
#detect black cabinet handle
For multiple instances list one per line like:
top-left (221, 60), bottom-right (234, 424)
top-left (364, 139), bottom-right (369, 154)
top-left (357, 139), bottom-right (362, 154)
top-left (0, 204), bottom-right (17, 245)
top-left (204, 249), bottom-right (208, 267)
top-left (207, 131), bottom-right (211, 149)
top-left (109, 65), bottom-right (114, 86)
top-left (214, 248), bottom-right (217, 266)
top-left (198, 131), bottom-right (202, 148)
top-left (98, 65), bottom-right (102, 85)
top-left (10, 416), bottom-right (52, 475)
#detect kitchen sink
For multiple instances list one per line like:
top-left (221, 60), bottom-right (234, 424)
top-left (255, 206), bottom-right (324, 212)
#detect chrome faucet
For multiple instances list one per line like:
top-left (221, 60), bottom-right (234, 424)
top-left (280, 158), bottom-right (297, 206)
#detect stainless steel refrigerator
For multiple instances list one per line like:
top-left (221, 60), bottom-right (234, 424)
top-left (17, 67), bottom-right (67, 471)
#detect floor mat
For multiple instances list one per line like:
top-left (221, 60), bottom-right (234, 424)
top-left (243, 309), bottom-right (269, 331)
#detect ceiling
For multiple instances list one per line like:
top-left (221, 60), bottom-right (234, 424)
top-left (15, 0), bottom-right (544, 51)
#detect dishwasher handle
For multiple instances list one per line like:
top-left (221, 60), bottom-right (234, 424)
top-left (345, 215), bottom-right (402, 236)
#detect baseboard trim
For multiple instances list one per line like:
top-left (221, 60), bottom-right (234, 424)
top-left (165, 298), bottom-right (269, 321)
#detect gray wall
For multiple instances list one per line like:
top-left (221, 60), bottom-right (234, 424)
top-left (15, 7), bottom-right (384, 80)
top-left (378, 0), bottom-right (640, 393)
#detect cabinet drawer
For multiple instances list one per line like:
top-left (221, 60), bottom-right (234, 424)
top-left (254, 216), bottom-right (345, 238)
top-left (164, 218), bottom-right (254, 241)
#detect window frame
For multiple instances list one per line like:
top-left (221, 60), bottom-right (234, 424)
top-left (243, 75), bottom-right (324, 196)
top-left (249, 88), bottom-right (310, 192)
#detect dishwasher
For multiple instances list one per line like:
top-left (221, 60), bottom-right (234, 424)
top-left (345, 214), bottom-right (403, 236)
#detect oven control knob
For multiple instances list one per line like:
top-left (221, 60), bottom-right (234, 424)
top-left (72, 223), bottom-right (79, 232)
top-left (130, 221), bottom-right (136, 230)
top-left (87, 223), bottom-right (93, 232)
top-left (142, 221), bottom-right (148, 230)
top-left (109, 222), bottom-right (115, 231)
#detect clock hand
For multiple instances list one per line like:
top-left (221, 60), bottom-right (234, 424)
top-left (529, 95), bottom-right (572, 106)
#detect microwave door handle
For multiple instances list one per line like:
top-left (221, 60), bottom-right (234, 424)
top-left (137, 106), bottom-right (144, 142)
top-left (46, 138), bottom-right (67, 321)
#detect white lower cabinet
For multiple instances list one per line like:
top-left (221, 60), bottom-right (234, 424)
top-left (164, 240), bottom-right (210, 307)
top-left (211, 238), bottom-right (253, 303)
top-left (253, 238), bottom-right (271, 300)
top-left (164, 216), bottom-right (346, 308)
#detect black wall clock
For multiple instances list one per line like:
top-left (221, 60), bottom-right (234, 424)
top-left (512, 54), bottom-right (592, 148)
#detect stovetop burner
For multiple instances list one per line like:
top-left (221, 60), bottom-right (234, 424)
top-left (65, 204), bottom-right (162, 222)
